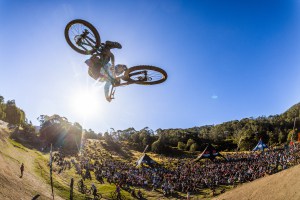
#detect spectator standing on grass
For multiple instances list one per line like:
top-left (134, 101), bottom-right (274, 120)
top-left (116, 184), bottom-right (121, 199)
top-left (186, 191), bottom-right (190, 200)
top-left (20, 163), bottom-right (24, 178)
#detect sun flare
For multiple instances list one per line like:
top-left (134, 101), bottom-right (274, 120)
top-left (70, 88), bottom-right (100, 117)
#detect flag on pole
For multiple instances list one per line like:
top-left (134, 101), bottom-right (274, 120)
top-left (50, 144), bottom-right (54, 200)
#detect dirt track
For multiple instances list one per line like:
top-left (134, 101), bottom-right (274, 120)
top-left (213, 164), bottom-right (300, 200)
top-left (0, 122), bottom-right (63, 200)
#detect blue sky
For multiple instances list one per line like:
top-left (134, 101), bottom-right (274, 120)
top-left (1, 0), bottom-right (300, 133)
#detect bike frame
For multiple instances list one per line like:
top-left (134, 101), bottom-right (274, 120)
top-left (108, 70), bottom-right (148, 100)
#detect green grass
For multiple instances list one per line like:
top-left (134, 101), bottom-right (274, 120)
top-left (8, 138), bottom-right (29, 152)
top-left (33, 152), bottom-right (134, 199)
top-left (34, 152), bottom-right (85, 200)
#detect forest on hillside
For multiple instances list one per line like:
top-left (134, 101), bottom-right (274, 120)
top-left (1, 94), bottom-right (299, 154)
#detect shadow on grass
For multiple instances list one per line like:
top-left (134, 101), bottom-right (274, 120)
top-left (101, 141), bottom-right (134, 159)
top-left (10, 128), bottom-right (42, 151)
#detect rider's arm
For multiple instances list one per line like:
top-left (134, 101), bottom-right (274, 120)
top-left (110, 52), bottom-right (115, 67)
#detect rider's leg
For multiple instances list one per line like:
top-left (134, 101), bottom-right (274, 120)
top-left (102, 63), bottom-right (115, 82)
top-left (104, 81), bottom-right (112, 102)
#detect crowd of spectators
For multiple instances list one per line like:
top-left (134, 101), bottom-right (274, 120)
top-left (53, 140), bottom-right (300, 198)
top-left (52, 151), bottom-right (71, 174)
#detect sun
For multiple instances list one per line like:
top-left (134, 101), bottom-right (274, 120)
top-left (70, 88), bottom-right (100, 117)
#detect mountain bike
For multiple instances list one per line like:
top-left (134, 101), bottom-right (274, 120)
top-left (65, 19), bottom-right (167, 100)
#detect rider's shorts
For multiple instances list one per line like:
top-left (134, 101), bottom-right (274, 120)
top-left (88, 67), bottom-right (101, 80)
top-left (100, 63), bottom-right (114, 81)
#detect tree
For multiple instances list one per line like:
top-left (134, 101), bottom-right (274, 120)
top-left (278, 131), bottom-right (286, 143)
top-left (177, 142), bottom-right (186, 150)
top-left (23, 123), bottom-right (36, 134)
top-left (0, 100), bottom-right (6, 121)
top-left (84, 128), bottom-right (99, 139)
top-left (130, 132), bottom-right (140, 144)
top-left (287, 130), bottom-right (297, 142)
top-left (6, 100), bottom-right (15, 106)
top-left (4, 102), bottom-right (25, 125)
top-left (139, 127), bottom-right (153, 149)
top-left (151, 138), bottom-right (166, 153)
top-left (62, 123), bottom-right (82, 154)
top-left (39, 114), bottom-right (82, 154)
top-left (189, 143), bottom-right (199, 152)
top-left (267, 131), bottom-right (277, 145)
top-left (104, 132), bottom-right (113, 143)
top-left (186, 139), bottom-right (195, 150)
top-left (238, 130), bottom-right (257, 151)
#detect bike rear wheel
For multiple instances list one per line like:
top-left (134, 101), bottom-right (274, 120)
top-left (65, 19), bottom-right (101, 55)
top-left (124, 65), bottom-right (167, 85)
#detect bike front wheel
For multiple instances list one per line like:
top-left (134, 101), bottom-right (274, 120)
top-left (124, 65), bottom-right (167, 85)
top-left (65, 19), bottom-right (101, 55)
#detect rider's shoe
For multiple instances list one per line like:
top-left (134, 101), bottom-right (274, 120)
top-left (105, 41), bottom-right (122, 49)
top-left (106, 96), bottom-right (112, 102)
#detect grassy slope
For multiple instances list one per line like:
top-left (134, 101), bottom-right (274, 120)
top-left (0, 123), bottom-right (64, 200)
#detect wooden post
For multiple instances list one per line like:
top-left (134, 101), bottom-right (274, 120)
top-left (50, 144), bottom-right (54, 200)
top-left (70, 178), bottom-right (74, 200)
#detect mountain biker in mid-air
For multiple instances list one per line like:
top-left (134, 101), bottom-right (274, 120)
top-left (85, 40), bottom-right (127, 102)
top-left (65, 19), bottom-right (168, 102)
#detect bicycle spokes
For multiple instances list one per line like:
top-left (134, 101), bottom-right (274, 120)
top-left (68, 25), bottom-right (97, 52)
top-left (129, 70), bottom-right (161, 82)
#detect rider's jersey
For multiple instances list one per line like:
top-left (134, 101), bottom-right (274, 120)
top-left (87, 57), bottom-right (101, 80)
top-left (87, 59), bottom-right (111, 81)
top-left (99, 63), bottom-right (113, 82)
top-left (99, 48), bottom-right (112, 66)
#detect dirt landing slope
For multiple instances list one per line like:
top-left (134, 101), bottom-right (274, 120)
top-left (0, 121), bottom-right (63, 200)
top-left (214, 164), bottom-right (300, 200)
